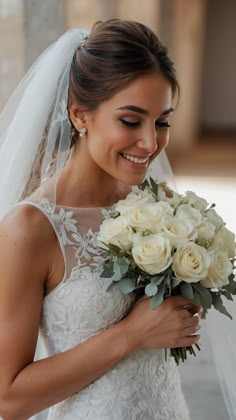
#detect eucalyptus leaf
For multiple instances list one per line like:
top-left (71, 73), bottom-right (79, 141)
top-left (171, 277), bottom-right (181, 289)
top-left (101, 263), bottom-right (114, 278)
top-left (150, 292), bottom-right (164, 309)
top-left (118, 277), bottom-right (136, 295)
top-left (151, 276), bottom-right (165, 286)
top-left (192, 283), bottom-right (212, 309)
top-left (181, 283), bottom-right (194, 300)
top-left (104, 278), bottom-right (115, 291)
top-left (145, 283), bottom-right (158, 297)
top-left (110, 261), bottom-right (124, 281)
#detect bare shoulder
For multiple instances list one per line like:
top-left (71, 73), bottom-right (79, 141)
top-left (0, 203), bottom-right (56, 249)
top-left (0, 204), bottom-right (57, 285)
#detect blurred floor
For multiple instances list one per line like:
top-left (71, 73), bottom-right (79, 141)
top-left (170, 137), bottom-right (236, 420)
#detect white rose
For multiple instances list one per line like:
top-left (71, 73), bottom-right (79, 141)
top-left (184, 191), bottom-right (208, 211)
top-left (97, 216), bottom-right (132, 249)
top-left (200, 250), bottom-right (232, 288)
top-left (161, 218), bottom-right (197, 247)
top-left (212, 226), bottom-right (236, 258)
top-left (157, 186), bottom-right (182, 207)
top-left (197, 220), bottom-right (216, 241)
top-left (205, 208), bottom-right (224, 230)
top-left (132, 234), bottom-right (173, 275)
top-left (175, 204), bottom-right (203, 227)
top-left (128, 202), bottom-right (174, 233)
top-left (115, 190), bottom-right (155, 215)
top-left (172, 242), bottom-right (211, 282)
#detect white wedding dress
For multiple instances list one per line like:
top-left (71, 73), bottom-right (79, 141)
top-left (24, 198), bottom-right (190, 420)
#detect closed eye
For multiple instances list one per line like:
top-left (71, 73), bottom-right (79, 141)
top-left (155, 120), bottom-right (171, 128)
top-left (119, 118), bottom-right (171, 128)
top-left (119, 118), bottom-right (140, 128)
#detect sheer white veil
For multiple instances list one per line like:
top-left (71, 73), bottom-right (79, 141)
top-left (0, 26), bottom-right (235, 420)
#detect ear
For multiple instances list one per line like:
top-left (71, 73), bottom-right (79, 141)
top-left (69, 100), bottom-right (87, 131)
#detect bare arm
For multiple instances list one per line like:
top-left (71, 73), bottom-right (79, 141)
top-left (0, 206), bottom-right (201, 420)
top-left (0, 207), bottom-right (131, 420)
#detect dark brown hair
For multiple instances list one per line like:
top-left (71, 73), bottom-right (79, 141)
top-left (68, 19), bottom-right (179, 111)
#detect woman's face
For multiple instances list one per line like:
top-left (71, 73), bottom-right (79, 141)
top-left (76, 72), bottom-right (173, 186)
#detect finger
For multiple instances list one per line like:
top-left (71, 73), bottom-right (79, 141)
top-left (188, 304), bottom-right (203, 316)
top-left (181, 324), bottom-right (201, 338)
top-left (183, 315), bottom-right (200, 329)
top-left (177, 334), bottom-right (201, 348)
top-left (180, 309), bottom-right (195, 319)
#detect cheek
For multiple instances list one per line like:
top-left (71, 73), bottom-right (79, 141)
top-left (158, 130), bottom-right (170, 150)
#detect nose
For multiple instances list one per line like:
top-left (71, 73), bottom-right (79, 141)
top-left (137, 125), bottom-right (158, 155)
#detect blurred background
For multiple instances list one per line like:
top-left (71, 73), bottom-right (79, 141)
top-left (0, 1), bottom-right (235, 419)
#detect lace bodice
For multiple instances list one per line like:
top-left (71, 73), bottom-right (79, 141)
top-left (23, 198), bottom-right (190, 420)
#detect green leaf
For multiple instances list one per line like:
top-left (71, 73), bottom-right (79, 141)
top-left (181, 283), bottom-right (194, 300)
top-left (150, 282), bottom-right (165, 309)
top-left (192, 291), bottom-right (201, 306)
top-left (116, 257), bottom-right (129, 272)
top-left (150, 276), bottom-right (165, 286)
top-left (171, 277), bottom-right (181, 289)
top-left (145, 283), bottom-right (158, 296)
top-left (118, 277), bottom-right (136, 294)
top-left (150, 293), bottom-right (164, 309)
top-left (192, 283), bottom-right (212, 309)
top-left (224, 277), bottom-right (236, 294)
top-left (100, 263), bottom-right (114, 278)
top-left (150, 177), bottom-right (158, 196)
top-left (212, 294), bottom-right (232, 320)
top-left (138, 179), bottom-right (149, 191)
top-left (104, 278), bottom-right (115, 291)
top-left (221, 289), bottom-right (233, 301)
top-left (110, 261), bottom-right (124, 281)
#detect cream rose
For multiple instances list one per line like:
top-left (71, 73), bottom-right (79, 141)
top-left (212, 226), bottom-right (236, 258)
top-left (114, 190), bottom-right (155, 215)
top-left (97, 216), bottom-right (132, 249)
top-left (161, 218), bottom-right (197, 247)
top-left (175, 204), bottom-right (203, 227)
top-left (205, 208), bottom-right (224, 230)
top-left (172, 242), bottom-right (211, 282)
top-left (184, 191), bottom-right (208, 211)
top-left (132, 234), bottom-right (173, 275)
top-left (197, 220), bottom-right (216, 241)
top-left (128, 202), bottom-right (174, 233)
top-left (157, 186), bottom-right (182, 208)
top-left (200, 250), bottom-right (232, 288)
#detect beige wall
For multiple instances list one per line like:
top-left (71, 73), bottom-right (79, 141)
top-left (0, 0), bottom-right (24, 112)
top-left (201, 0), bottom-right (236, 129)
top-left (170, 0), bottom-right (207, 150)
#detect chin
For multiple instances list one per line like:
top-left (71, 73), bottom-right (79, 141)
top-left (120, 173), bottom-right (147, 186)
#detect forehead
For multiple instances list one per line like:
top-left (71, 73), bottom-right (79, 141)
top-left (104, 72), bottom-right (173, 113)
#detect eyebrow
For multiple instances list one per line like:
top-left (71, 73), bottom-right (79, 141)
top-left (116, 105), bottom-right (174, 116)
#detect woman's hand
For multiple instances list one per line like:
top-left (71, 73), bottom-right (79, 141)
top-left (121, 295), bottom-right (202, 352)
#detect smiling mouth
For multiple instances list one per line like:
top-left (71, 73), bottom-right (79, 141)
top-left (120, 153), bottom-right (149, 164)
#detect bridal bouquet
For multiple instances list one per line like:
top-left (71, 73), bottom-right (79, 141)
top-left (97, 178), bottom-right (236, 364)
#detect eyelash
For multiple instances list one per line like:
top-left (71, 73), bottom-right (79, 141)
top-left (119, 119), bottom-right (171, 128)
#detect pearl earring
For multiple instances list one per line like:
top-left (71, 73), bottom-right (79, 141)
top-left (79, 127), bottom-right (87, 138)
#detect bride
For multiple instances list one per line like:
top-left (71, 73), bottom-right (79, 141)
top-left (0, 19), bottom-right (202, 419)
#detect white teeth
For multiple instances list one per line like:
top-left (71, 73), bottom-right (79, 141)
top-left (122, 153), bottom-right (148, 164)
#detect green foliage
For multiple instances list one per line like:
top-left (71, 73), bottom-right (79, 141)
top-left (212, 294), bottom-right (232, 320)
top-left (192, 283), bottom-right (212, 309)
top-left (181, 282), bottom-right (194, 300)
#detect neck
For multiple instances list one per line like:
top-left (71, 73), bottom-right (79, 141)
top-left (56, 144), bottom-right (131, 208)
